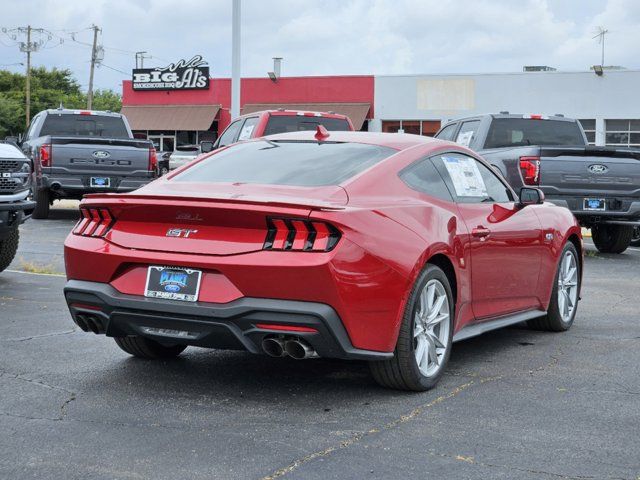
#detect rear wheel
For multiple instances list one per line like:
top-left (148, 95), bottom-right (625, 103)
top-left (591, 225), bottom-right (633, 254)
top-left (528, 242), bottom-right (580, 331)
top-left (114, 336), bottom-right (187, 359)
top-left (0, 229), bottom-right (19, 272)
top-left (32, 188), bottom-right (50, 219)
top-left (370, 264), bottom-right (453, 391)
top-left (631, 227), bottom-right (640, 247)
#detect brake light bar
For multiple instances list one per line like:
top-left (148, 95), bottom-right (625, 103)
top-left (519, 156), bottom-right (541, 185)
top-left (73, 207), bottom-right (115, 237)
top-left (263, 217), bottom-right (341, 252)
top-left (40, 144), bottom-right (52, 167)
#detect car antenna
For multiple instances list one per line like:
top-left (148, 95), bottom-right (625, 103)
top-left (314, 125), bottom-right (330, 141)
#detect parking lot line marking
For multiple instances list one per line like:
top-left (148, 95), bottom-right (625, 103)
top-left (4, 269), bottom-right (65, 278)
top-left (261, 375), bottom-right (502, 480)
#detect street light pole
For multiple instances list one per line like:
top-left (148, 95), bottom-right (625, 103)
top-left (231, 0), bottom-right (241, 119)
top-left (87, 25), bottom-right (101, 110)
top-left (25, 25), bottom-right (31, 128)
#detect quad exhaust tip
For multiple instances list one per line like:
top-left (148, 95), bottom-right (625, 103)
top-left (262, 336), bottom-right (318, 359)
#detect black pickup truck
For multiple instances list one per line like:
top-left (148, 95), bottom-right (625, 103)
top-left (20, 108), bottom-right (157, 219)
top-left (435, 113), bottom-right (640, 253)
top-left (0, 142), bottom-right (35, 273)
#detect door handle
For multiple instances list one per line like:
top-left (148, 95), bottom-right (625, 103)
top-left (471, 226), bottom-right (491, 238)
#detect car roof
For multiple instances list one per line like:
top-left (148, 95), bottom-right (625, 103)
top-left (0, 142), bottom-right (26, 159)
top-left (443, 113), bottom-right (575, 125)
top-left (239, 109), bottom-right (350, 120)
top-left (263, 131), bottom-right (443, 151)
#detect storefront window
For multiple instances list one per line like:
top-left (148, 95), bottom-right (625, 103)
top-left (605, 119), bottom-right (640, 147)
top-left (578, 119), bottom-right (596, 145)
top-left (382, 120), bottom-right (441, 136)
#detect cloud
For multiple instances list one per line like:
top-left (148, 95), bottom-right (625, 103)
top-left (0, 0), bottom-right (636, 92)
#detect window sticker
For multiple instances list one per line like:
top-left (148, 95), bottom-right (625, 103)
top-left (441, 156), bottom-right (487, 197)
top-left (238, 124), bottom-right (255, 141)
top-left (456, 130), bottom-right (474, 147)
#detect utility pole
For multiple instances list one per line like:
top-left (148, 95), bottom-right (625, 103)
top-left (87, 24), bottom-right (101, 110)
top-left (593, 27), bottom-right (609, 66)
top-left (231, 0), bottom-right (241, 119)
top-left (25, 25), bottom-right (31, 128)
top-left (135, 51), bottom-right (148, 69)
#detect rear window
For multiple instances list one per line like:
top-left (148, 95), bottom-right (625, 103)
top-left (40, 114), bottom-right (129, 138)
top-left (263, 116), bottom-right (351, 136)
top-left (485, 118), bottom-right (585, 148)
top-left (174, 140), bottom-right (395, 187)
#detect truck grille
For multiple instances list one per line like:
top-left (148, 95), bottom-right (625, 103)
top-left (0, 160), bottom-right (20, 173)
top-left (0, 177), bottom-right (22, 193)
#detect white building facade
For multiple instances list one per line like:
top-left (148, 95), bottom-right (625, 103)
top-left (370, 70), bottom-right (640, 148)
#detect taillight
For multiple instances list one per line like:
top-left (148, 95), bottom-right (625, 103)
top-left (519, 156), bottom-right (540, 185)
top-left (40, 144), bottom-right (52, 167)
top-left (263, 218), bottom-right (341, 252)
top-left (73, 207), bottom-right (115, 237)
top-left (148, 146), bottom-right (158, 173)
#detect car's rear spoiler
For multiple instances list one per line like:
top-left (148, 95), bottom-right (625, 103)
top-left (540, 146), bottom-right (640, 160)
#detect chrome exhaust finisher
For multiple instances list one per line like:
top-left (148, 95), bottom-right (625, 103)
top-left (284, 339), bottom-right (319, 360)
top-left (262, 337), bottom-right (286, 357)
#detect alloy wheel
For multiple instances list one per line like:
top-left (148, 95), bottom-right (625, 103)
top-left (413, 279), bottom-right (450, 377)
top-left (557, 251), bottom-right (579, 323)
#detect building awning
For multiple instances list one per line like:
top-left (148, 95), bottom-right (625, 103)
top-left (241, 103), bottom-right (371, 130)
top-left (120, 104), bottom-right (220, 131)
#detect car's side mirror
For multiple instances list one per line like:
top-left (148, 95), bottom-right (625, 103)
top-left (518, 187), bottom-right (545, 207)
top-left (200, 140), bottom-right (215, 153)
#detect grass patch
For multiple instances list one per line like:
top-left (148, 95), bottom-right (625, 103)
top-left (18, 259), bottom-right (63, 275)
top-left (585, 250), bottom-right (600, 258)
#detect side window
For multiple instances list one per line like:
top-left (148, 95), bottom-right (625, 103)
top-left (399, 158), bottom-right (453, 202)
top-left (218, 120), bottom-right (243, 147)
top-left (455, 120), bottom-right (480, 147)
top-left (432, 153), bottom-right (513, 204)
top-left (25, 114), bottom-right (41, 140)
top-left (237, 117), bottom-right (259, 141)
top-left (435, 123), bottom-right (457, 141)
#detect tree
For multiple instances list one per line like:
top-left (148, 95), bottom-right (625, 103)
top-left (0, 67), bottom-right (122, 138)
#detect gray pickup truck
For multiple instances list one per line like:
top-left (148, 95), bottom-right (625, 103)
top-left (21, 108), bottom-right (157, 219)
top-left (435, 113), bottom-right (640, 253)
top-left (0, 142), bottom-right (35, 272)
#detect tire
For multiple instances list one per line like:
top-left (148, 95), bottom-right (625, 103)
top-left (591, 225), bottom-right (633, 254)
top-left (631, 227), bottom-right (640, 247)
top-left (370, 264), bottom-right (454, 391)
top-left (528, 242), bottom-right (580, 332)
top-left (31, 188), bottom-right (50, 219)
top-left (0, 228), bottom-right (19, 273)
top-left (114, 336), bottom-right (187, 359)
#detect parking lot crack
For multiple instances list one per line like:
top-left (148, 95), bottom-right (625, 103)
top-left (260, 375), bottom-right (502, 480)
top-left (3, 328), bottom-right (78, 342)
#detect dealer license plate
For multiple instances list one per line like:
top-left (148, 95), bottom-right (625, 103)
top-left (144, 266), bottom-right (202, 302)
top-left (90, 177), bottom-right (110, 187)
top-left (583, 198), bottom-right (606, 211)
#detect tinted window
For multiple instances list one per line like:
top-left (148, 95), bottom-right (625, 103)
top-left (400, 158), bottom-right (453, 201)
top-left (435, 123), bottom-right (457, 141)
top-left (455, 120), bottom-right (480, 147)
top-left (40, 114), bottom-right (129, 138)
top-left (263, 116), bottom-right (351, 136)
top-left (238, 117), bottom-right (259, 141)
top-left (174, 140), bottom-right (395, 187)
top-left (485, 118), bottom-right (585, 148)
top-left (432, 153), bottom-right (512, 204)
top-left (218, 120), bottom-right (243, 147)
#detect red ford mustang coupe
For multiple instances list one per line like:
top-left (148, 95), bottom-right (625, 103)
top-left (64, 130), bottom-right (582, 391)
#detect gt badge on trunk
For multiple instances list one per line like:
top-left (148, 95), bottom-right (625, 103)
top-left (144, 266), bottom-right (202, 302)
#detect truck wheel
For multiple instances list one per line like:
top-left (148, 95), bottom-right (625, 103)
top-left (114, 336), bottom-right (187, 359)
top-left (631, 227), bottom-right (640, 247)
top-left (0, 228), bottom-right (19, 273)
top-left (592, 225), bottom-right (633, 254)
top-left (32, 188), bottom-right (51, 220)
top-left (528, 242), bottom-right (580, 331)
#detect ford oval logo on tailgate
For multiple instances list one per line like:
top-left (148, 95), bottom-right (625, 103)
top-left (93, 150), bottom-right (110, 159)
top-left (588, 164), bottom-right (608, 174)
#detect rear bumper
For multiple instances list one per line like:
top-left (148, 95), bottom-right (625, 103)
top-left (40, 173), bottom-right (153, 195)
top-left (64, 280), bottom-right (393, 361)
top-left (546, 196), bottom-right (640, 225)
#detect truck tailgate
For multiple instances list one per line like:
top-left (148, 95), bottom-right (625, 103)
top-left (49, 137), bottom-right (151, 176)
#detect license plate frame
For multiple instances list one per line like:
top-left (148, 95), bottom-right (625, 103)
top-left (583, 198), bottom-right (606, 211)
top-left (144, 266), bottom-right (202, 302)
top-left (90, 176), bottom-right (111, 188)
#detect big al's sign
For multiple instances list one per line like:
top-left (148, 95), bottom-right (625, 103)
top-left (132, 55), bottom-right (210, 90)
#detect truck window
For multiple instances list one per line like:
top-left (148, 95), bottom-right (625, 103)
top-left (485, 119), bottom-right (585, 148)
top-left (39, 114), bottom-right (129, 138)
top-left (263, 116), bottom-right (351, 136)
top-left (435, 123), bottom-right (457, 141)
top-left (455, 120), bottom-right (480, 147)
top-left (238, 117), bottom-right (259, 141)
top-left (218, 119), bottom-right (243, 147)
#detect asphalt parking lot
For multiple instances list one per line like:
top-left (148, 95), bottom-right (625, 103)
top-left (1, 203), bottom-right (639, 480)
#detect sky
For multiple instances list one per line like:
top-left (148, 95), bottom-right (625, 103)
top-left (0, 0), bottom-right (638, 93)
